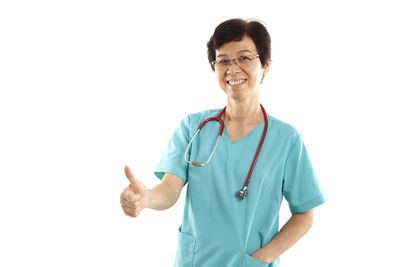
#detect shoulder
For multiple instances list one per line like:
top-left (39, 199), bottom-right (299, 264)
top-left (185, 107), bottom-right (223, 126)
top-left (267, 114), bottom-right (301, 144)
top-left (188, 108), bottom-right (222, 119)
top-left (176, 108), bottom-right (222, 136)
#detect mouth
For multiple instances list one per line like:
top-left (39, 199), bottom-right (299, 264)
top-left (227, 79), bottom-right (247, 86)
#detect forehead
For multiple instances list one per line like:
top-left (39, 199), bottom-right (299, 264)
top-left (215, 35), bottom-right (257, 57)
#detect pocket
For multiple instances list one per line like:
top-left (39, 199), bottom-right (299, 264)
top-left (245, 254), bottom-right (269, 267)
top-left (175, 226), bottom-right (196, 267)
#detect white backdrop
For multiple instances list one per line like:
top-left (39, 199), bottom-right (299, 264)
top-left (1, 0), bottom-right (399, 266)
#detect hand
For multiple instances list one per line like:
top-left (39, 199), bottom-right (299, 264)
top-left (120, 166), bottom-right (150, 217)
top-left (250, 250), bottom-right (270, 264)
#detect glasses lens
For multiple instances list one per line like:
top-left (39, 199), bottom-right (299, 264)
top-left (213, 55), bottom-right (257, 71)
top-left (237, 56), bottom-right (252, 68)
top-left (215, 59), bottom-right (229, 71)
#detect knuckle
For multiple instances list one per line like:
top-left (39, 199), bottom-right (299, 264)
top-left (127, 206), bottom-right (137, 213)
top-left (123, 207), bottom-right (140, 217)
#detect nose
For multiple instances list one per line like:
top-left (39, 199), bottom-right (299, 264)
top-left (226, 59), bottom-right (242, 74)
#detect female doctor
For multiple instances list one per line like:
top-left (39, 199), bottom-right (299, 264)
top-left (120, 18), bottom-right (326, 266)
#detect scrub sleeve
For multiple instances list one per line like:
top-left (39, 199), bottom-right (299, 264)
top-left (283, 134), bottom-right (327, 214)
top-left (154, 115), bottom-right (191, 184)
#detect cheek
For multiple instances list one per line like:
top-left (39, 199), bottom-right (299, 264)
top-left (216, 73), bottom-right (226, 87)
top-left (249, 75), bottom-right (259, 85)
top-left (247, 69), bottom-right (263, 86)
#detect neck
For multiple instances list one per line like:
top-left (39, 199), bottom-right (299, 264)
top-left (224, 97), bottom-right (263, 124)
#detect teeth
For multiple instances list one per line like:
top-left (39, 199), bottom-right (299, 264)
top-left (228, 79), bottom-right (246, 85)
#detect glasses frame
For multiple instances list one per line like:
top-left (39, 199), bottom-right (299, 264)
top-left (211, 54), bottom-right (260, 70)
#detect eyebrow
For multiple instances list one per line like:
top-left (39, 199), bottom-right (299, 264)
top-left (216, 50), bottom-right (254, 58)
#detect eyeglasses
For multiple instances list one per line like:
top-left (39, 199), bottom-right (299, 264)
top-left (211, 54), bottom-right (260, 71)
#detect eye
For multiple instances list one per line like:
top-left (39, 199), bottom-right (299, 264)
top-left (217, 59), bottom-right (230, 64)
top-left (238, 55), bottom-right (251, 62)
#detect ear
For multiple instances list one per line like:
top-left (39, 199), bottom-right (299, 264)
top-left (262, 60), bottom-right (271, 76)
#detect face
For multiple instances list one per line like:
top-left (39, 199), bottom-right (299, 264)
top-left (214, 35), bottom-right (269, 101)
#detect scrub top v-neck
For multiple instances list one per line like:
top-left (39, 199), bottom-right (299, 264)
top-left (155, 108), bottom-right (326, 267)
top-left (221, 113), bottom-right (265, 144)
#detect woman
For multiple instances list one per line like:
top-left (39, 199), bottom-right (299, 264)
top-left (120, 18), bottom-right (326, 266)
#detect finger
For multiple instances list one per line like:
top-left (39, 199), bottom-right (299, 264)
top-left (121, 186), bottom-right (139, 199)
top-left (126, 212), bottom-right (139, 218)
top-left (123, 208), bottom-right (137, 217)
top-left (123, 207), bottom-right (140, 217)
top-left (120, 191), bottom-right (141, 206)
top-left (120, 189), bottom-right (131, 202)
top-left (123, 200), bottom-right (141, 211)
top-left (124, 166), bottom-right (144, 195)
top-left (124, 165), bottom-right (136, 186)
top-left (121, 200), bottom-right (138, 210)
top-left (121, 204), bottom-right (138, 213)
top-left (122, 186), bottom-right (134, 196)
top-left (124, 192), bottom-right (141, 203)
top-left (123, 200), bottom-right (139, 207)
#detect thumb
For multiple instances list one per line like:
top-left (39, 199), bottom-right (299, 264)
top-left (124, 166), bottom-right (143, 193)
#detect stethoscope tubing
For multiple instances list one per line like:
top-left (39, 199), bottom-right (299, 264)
top-left (243, 105), bottom-right (268, 189)
top-left (184, 104), bottom-right (268, 199)
top-left (184, 107), bottom-right (226, 167)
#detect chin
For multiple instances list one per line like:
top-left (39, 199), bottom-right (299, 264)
top-left (228, 91), bottom-right (246, 101)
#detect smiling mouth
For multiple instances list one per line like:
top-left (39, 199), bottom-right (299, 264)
top-left (227, 79), bottom-right (247, 85)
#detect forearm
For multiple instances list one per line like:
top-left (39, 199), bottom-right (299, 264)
top-left (253, 210), bottom-right (314, 263)
top-left (147, 182), bottom-right (179, 211)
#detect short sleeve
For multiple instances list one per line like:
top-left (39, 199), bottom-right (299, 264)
top-left (154, 115), bottom-right (191, 184)
top-left (283, 134), bottom-right (327, 214)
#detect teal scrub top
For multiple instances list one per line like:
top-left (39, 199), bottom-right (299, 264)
top-left (154, 108), bottom-right (327, 267)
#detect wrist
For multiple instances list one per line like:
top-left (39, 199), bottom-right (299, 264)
top-left (144, 188), bottom-right (153, 209)
top-left (257, 245), bottom-right (276, 264)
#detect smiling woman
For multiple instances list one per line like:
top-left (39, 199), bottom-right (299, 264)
top-left (213, 35), bottom-right (269, 103)
top-left (121, 18), bottom-right (326, 267)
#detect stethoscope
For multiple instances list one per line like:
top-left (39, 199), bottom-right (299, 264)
top-left (184, 104), bottom-right (268, 200)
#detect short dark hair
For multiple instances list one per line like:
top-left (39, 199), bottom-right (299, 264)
top-left (207, 18), bottom-right (271, 71)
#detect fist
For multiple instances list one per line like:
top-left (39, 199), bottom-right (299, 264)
top-left (120, 166), bottom-right (149, 218)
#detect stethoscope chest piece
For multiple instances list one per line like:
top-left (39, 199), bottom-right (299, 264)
top-left (238, 187), bottom-right (248, 200)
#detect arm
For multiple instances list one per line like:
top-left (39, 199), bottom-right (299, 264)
top-left (251, 209), bottom-right (314, 264)
top-left (147, 172), bottom-right (185, 210)
top-left (121, 167), bottom-right (184, 217)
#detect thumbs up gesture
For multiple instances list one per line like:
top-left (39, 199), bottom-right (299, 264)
top-left (120, 166), bottom-right (150, 218)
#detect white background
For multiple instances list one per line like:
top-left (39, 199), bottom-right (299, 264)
top-left (1, 0), bottom-right (399, 266)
